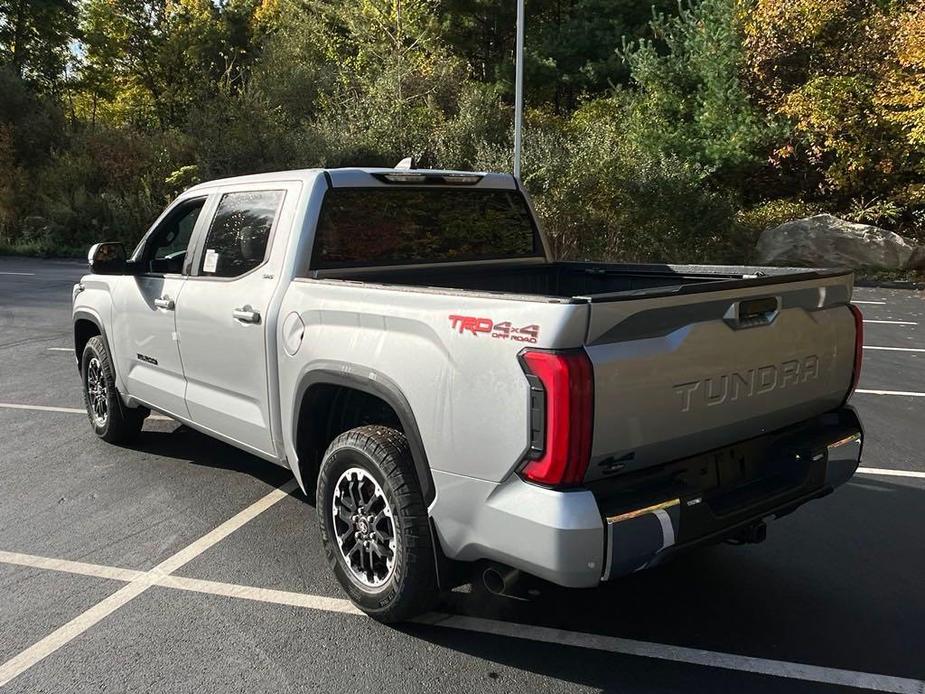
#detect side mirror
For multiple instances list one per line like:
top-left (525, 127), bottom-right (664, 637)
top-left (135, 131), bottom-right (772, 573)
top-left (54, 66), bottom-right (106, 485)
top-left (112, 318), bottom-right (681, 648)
top-left (88, 242), bottom-right (128, 275)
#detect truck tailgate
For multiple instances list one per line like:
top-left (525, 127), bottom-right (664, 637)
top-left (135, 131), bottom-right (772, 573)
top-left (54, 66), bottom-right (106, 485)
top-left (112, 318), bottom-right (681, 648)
top-left (583, 273), bottom-right (858, 482)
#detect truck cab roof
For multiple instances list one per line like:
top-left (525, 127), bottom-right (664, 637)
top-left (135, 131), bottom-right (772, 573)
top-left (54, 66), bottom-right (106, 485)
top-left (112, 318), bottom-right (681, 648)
top-left (184, 167), bottom-right (517, 193)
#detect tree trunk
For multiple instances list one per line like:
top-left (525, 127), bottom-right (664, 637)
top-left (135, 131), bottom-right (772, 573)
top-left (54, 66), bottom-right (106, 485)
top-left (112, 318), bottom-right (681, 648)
top-left (11, 0), bottom-right (29, 78)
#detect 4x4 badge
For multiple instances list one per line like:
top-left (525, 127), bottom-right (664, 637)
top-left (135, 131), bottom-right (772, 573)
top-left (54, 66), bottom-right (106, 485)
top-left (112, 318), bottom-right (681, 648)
top-left (448, 315), bottom-right (539, 343)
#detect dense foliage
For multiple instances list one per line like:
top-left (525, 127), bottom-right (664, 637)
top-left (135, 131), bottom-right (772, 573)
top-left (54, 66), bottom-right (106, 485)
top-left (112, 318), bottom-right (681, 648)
top-left (0, 0), bottom-right (922, 261)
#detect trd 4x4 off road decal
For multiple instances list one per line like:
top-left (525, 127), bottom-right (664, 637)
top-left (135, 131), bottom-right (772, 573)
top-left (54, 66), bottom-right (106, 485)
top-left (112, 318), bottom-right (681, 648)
top-left (448, 315), bottom-right (540, 343)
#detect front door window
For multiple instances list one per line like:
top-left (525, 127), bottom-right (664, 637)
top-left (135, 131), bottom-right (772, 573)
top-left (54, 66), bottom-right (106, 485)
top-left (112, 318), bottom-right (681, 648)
top-left (140, 199), bottom-right (206, 275)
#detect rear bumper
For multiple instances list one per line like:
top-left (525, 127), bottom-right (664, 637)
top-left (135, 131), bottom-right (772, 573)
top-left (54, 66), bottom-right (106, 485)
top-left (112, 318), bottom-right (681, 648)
top-left (597, 406), bottom-right (863, 580)
top-left (430, 470), bottom-right (605, 588)
top-left (430, 407), bottom-right (862, 588)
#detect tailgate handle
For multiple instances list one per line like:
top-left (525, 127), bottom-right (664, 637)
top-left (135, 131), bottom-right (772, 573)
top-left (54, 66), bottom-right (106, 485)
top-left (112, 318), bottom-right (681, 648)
top-left (728, 297), bottom-right (779, 328)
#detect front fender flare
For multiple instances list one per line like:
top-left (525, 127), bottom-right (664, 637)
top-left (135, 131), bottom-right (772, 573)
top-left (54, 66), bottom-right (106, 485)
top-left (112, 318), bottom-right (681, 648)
top-left (73, 308), bottom-right (113, 376)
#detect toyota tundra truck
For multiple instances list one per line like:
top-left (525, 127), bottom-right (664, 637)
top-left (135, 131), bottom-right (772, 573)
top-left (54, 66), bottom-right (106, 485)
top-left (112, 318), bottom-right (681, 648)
top-left (72, 166), bottom-right (864, 621)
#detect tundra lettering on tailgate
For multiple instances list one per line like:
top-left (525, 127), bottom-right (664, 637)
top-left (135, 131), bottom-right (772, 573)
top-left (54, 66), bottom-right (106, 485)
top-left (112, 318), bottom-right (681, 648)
top-left (674, 355), bottom-right (820, 413)
top-left (448, 315), bottom-right (539, 343)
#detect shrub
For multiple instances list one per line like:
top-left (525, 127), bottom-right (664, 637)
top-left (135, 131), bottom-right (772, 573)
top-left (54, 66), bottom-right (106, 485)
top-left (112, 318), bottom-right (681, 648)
top-left (526, 97), bottom-right (744, 263)
top-left (619, 0), bottom-right (785, 189)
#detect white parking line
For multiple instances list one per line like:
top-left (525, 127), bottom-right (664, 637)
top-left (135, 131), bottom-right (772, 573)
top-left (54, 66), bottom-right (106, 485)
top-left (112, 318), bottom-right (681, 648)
top-left (0, 402), bottom-right (171, 421)
top-left (47, 347), bottom-right (73, 352)
top-left (864, 346), bottom-right (925, 353)
top-left (0, 402), bottom-right (86, 414)
top-left (0, 479), bottom-right (299, 687)
top-left (863, 320), bottom-right (917, 325)
top-left (0, 271), bottom-right (35, 276)
top-left (853, 301), bottom-right (887, 305)
top-left (0, 581), bottom-right (153, 687)
top-left (160, 574), bottom-right (363, 615)
top-left (0, 550), bottom-right (921, 693)
top-left (0, 550), bottom-right (143, 582)
top-left (857, 467), bottom-right (925, 479)
top-left (149, 480), bottom-right (299, 576)
top-left (855, 389), bottom-right (925, 398)
top-left (417, 614), bottom-right (924, 694)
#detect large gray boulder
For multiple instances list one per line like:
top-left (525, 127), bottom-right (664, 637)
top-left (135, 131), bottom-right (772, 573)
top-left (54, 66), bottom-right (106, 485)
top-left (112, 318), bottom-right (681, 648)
top-left (909, 246), bottom-right (925, 271)
top-left (756, 214), bottom-right (919, 269)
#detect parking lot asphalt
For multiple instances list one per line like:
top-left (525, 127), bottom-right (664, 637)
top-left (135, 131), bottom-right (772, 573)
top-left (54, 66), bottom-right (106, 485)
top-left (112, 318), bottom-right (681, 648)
top-left (1, 256), bottom-right (923, 693)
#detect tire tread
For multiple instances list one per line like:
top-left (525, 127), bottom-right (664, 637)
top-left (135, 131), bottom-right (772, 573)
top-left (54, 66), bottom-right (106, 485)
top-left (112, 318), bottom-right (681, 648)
top-left (317, 425), bottom-right (438, 622)
top-left (81, 335), bottom-right (145, 444)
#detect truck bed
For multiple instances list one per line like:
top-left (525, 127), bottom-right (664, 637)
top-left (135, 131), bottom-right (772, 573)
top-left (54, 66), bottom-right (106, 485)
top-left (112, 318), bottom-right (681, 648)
top-left (313, 259), bottom-right (858, 484)
top-left (317, 261), bottom-right (845, 302)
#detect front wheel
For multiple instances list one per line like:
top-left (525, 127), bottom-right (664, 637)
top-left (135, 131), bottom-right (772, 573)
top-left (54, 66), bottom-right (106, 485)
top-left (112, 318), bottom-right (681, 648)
top-left (317, 425), bottom-right (439, 622)
top-left (81, 336), bottom-right (146, 443)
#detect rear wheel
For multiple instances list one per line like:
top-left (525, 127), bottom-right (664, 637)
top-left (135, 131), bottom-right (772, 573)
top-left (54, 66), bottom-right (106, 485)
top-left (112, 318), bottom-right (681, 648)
top-left (81, 336), bottom-right (146, 443)
top-left (317, 425), bottom-right (438, 622)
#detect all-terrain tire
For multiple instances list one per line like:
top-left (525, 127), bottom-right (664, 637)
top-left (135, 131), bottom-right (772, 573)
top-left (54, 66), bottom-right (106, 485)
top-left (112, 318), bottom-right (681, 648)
top-left (317, 425), bottom-right (439, 622)
top-left (81, 335), bottom-right (146, 444)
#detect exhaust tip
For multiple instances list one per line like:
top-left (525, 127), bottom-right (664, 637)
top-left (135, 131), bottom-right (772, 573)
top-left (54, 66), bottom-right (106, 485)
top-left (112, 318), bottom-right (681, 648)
top-left (481, 564), bottom-right (522, 597)
top-left (481, 567), bottom-right (507, 596)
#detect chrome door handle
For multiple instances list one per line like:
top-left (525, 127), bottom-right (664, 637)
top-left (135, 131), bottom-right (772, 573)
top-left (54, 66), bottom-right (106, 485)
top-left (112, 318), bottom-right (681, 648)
top-left (154, 297), bottom-right (174, 310)
top-left (232, 307), bottom-right (261, 324)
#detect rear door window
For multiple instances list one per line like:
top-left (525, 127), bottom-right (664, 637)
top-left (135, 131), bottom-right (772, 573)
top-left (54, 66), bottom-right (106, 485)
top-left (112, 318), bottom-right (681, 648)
top-left (199, 190), bottom-right (285, 278)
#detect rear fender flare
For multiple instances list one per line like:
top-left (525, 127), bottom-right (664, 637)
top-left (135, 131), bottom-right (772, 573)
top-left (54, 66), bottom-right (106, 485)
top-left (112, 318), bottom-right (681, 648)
top-left (292, 364), bottom-right (436, 506)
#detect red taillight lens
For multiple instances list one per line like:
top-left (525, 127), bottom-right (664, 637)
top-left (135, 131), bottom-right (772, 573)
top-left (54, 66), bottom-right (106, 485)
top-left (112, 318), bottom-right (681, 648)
top-left (848, 304), bottom-right (863, 397)
top-left (519, 349), bottom-right (593, 487)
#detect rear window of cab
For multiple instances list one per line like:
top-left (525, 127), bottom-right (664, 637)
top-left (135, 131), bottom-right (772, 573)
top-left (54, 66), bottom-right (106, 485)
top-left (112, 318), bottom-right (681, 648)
top-left (310, 188), bottom-right (540, 269)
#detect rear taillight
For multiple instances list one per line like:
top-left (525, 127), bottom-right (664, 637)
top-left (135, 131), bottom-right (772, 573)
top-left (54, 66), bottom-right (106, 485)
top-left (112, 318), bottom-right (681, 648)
top-left (848, 304), bottom-right (864, 397)
top-left (518, 349), bottom-right (593, 487)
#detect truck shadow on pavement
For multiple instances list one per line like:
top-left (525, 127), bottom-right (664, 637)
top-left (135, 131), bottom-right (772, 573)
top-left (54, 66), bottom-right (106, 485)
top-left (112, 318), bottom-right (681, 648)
top-left (125, 427), bottom-right (923, 688)
top-left (131, 424), bottom-right (293, 489)
top-left (417, 477), bottom-right (925, 688)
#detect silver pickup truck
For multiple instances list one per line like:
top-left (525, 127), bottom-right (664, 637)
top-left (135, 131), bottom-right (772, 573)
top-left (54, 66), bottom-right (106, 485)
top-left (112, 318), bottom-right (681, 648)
top-left (73, 166), bottom-right (864, 621)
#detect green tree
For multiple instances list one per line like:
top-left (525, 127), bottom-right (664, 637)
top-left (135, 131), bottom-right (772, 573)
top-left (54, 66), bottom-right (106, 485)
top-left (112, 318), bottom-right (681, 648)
top-left (437, 0), bottom-right (515, 83)
top-left (878, 5), bottom-right (925, 149)
top-left (78, 0), bottom-right (227, 127)
top-left (2, 0), bottom-right (921, 262)
top-left (527, 0), bottom-right (675, 113)
top-left (620, 0), bottom-right (784, 188)
top-left (255, 0), bottom-right (465, 165)
top-left (0, 0), bottom-right (77, 93)
top-left (742, 0), bottom-right (925, 225)
top-left (0, 67), bottom-right (67, 241)
top-left (438, 0), bottom-right (676, 112)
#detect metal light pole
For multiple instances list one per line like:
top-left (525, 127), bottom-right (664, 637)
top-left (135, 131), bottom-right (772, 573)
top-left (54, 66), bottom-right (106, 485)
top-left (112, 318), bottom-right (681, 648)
top-left (513, 0), bottom-right (525, 180)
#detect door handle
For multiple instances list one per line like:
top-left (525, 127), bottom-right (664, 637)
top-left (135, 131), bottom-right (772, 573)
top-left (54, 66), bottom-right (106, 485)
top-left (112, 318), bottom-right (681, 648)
top-left (232, 307), bottom-right (261, 324)
top-left (154, 297), bottom-right (174, 310)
